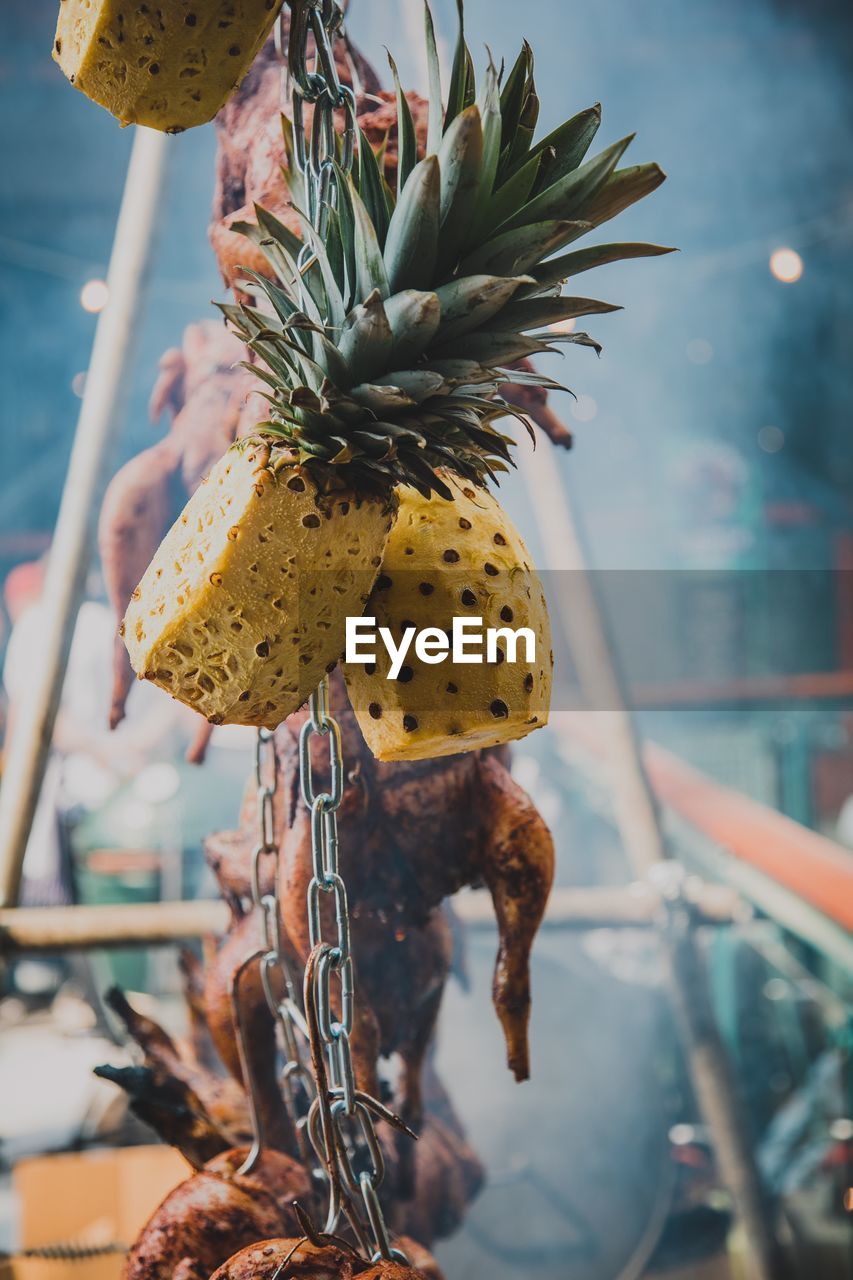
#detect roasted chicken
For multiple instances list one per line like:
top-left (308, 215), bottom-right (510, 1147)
top-left (123, 1147), bottom-right (311, 1280)
top-left (204, 675), bottom-right (553, 1100)
top-left (208, 1236), bottom-right (443, 1280)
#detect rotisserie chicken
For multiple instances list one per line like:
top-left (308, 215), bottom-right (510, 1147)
top-left (123, 1147), bottom-right (311, 1280)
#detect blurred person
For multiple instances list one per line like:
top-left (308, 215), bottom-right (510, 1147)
top-left (2, 558), bottom-right (193, 910)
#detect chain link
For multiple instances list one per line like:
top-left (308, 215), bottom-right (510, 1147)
top-left (234, 2), bottom-right (406, 1261)
top-left (300, 681), bottom-right (405, 1259)
top-left (237, 728), bottom-right (316, 1175)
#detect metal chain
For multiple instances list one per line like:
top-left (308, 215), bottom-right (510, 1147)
top-left (300, 682), bottom-right (408, 1263)
top-left (238, 2), bottom-right (406, 1262)
top-left (237, 727), bottom-right (317, 1176)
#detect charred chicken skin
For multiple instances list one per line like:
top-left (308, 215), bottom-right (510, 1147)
top-left (123, 1147), bottom-right (311, 1280)
top-left (208, 1236), bottom-right (443, 1280)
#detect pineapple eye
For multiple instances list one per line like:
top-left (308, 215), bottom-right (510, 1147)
top-left (403, 715), bottom-right (418, 732)
top-left (443, 549), bottom-right (460, 563)
top-left (368, 703), bottom-right (382, 719)
top-left (490, 700), bottom-right (509, 719)
top-left (396, 666), bottom-right (414, 684)
top-left (500, 606), bottom-right (514, 623)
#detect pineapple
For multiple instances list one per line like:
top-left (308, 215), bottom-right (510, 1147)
top-left (126, 3), bottom-right (671, 732)
top-left (124, 440), bottom-right (393, 727)
top-left (343, 475), bottom-right (551, 759)
top-left (53, 0), bottom-right (281, 132)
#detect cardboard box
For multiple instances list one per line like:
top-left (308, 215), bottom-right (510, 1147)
top-left (2, 1146), bottom-right (187, 1279)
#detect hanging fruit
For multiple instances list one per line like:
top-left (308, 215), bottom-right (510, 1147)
top-left (123, 3), bottom-right (671, 740)
top-left (52, 0), bottom-right (282, 132)
top-left (343, 475), bottom-right (552, 759)
top-left (123, 438), bottom-right (395, 727)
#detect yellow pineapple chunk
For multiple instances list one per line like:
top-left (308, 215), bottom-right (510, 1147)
top-left (124, 439), bottom-right (393, 727)
top-left (53, 0), bottom-right (281, 132)
top-left (343, 476), bottom-right (552, 760)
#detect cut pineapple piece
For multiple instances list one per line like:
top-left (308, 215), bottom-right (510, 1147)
top-left (344, 476), bottom-right (552, 760)
top-left (53, 0), bottom-right (281, 132)
top-left (124, 438), bottom-right (393, 727)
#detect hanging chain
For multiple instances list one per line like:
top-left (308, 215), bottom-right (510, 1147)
top-left (237, 727), bottom-right (317, 1175)
top-left (300, 682), bottom-right (410, 1264)
top-left (237, 2), bottom-right (407, 1262)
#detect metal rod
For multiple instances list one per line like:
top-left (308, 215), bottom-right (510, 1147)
top-left (0, 127), bottom-right (169, 908)
top-left (0, 884), bottom-right (743, 952)
top-left (0, 899), bottom-right (229, 953)
top-left (518, 433), bottom-right (782, 1280)
top-left (517, 438), bottom-right (665, 875)
top-left (455, 882), bottom-right (743, 931)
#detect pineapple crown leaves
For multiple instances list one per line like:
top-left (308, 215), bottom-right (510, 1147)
top-left (221, 1), bottom-right (675, 499)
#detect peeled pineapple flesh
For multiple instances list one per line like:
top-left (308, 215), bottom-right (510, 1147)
top-left (53, 0), bottom-right (281, 132)
top-left (343, 476), bottom-right (552, 761)
top-left (124, 439), bottom-right (393, 728)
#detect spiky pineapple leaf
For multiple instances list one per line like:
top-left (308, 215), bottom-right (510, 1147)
top-left (498, 43), bottom-right (532, 157)
top-left (505, 134), bottom-right (634, 229)
top-left (338, 289), bottom-right (394, 384)
top-left (526, 105), bottom-right (602, 193)
top-left (445, 0), bottom-right (475, 127)
top-left (350, 180), bottom-right (390, 303)
top-left (437, 105), bottom-right (484, 274)
top-left (504, 70), bottom-right (538, 175)
top-left (385, 289), bottom-right (441, 365)
top-left (482, 151), bottom-right (542, 236)
top-left (494, 296), bottom-right (622, 330)
top-left (459, 219), bottom-right (590, 277)
top-left (389, 53), bottom-right (417, 196)
top-left (435, 275), bottom-right (527, 341)
top-left (424, 1), bottom-right (443, 155)
top-left (470, 57), bottom-right (502, 233)
top-left (530, 241), bottom-right (676, 288)
top-left (356, 128), bottom-right (392, 246)
top-left (222, 4), bottom-right (671, 501)
top-left (384, 155), bottom-right (441, 292)
top-left (584, 163), bottom-right (667, 227)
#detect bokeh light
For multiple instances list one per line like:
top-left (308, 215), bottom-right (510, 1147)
top-left (769, 247), bottom-right (803, 283)
top-left (80, 278), bottom-right (109, 313)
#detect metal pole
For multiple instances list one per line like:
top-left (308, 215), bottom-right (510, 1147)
top-left (0, 127), bottom-right (169, 908)
top-left (517, 436), bottom-right (665, 875)
top-left (0, 883), bottom-right (742, 951)
top-left (518, 434), bottom-right (783, 1280)
top-left (0, 898), bottom-right (228, 952)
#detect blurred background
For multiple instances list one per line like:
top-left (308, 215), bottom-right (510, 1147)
top-left (0, 0), bottom-right (851, 1277)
